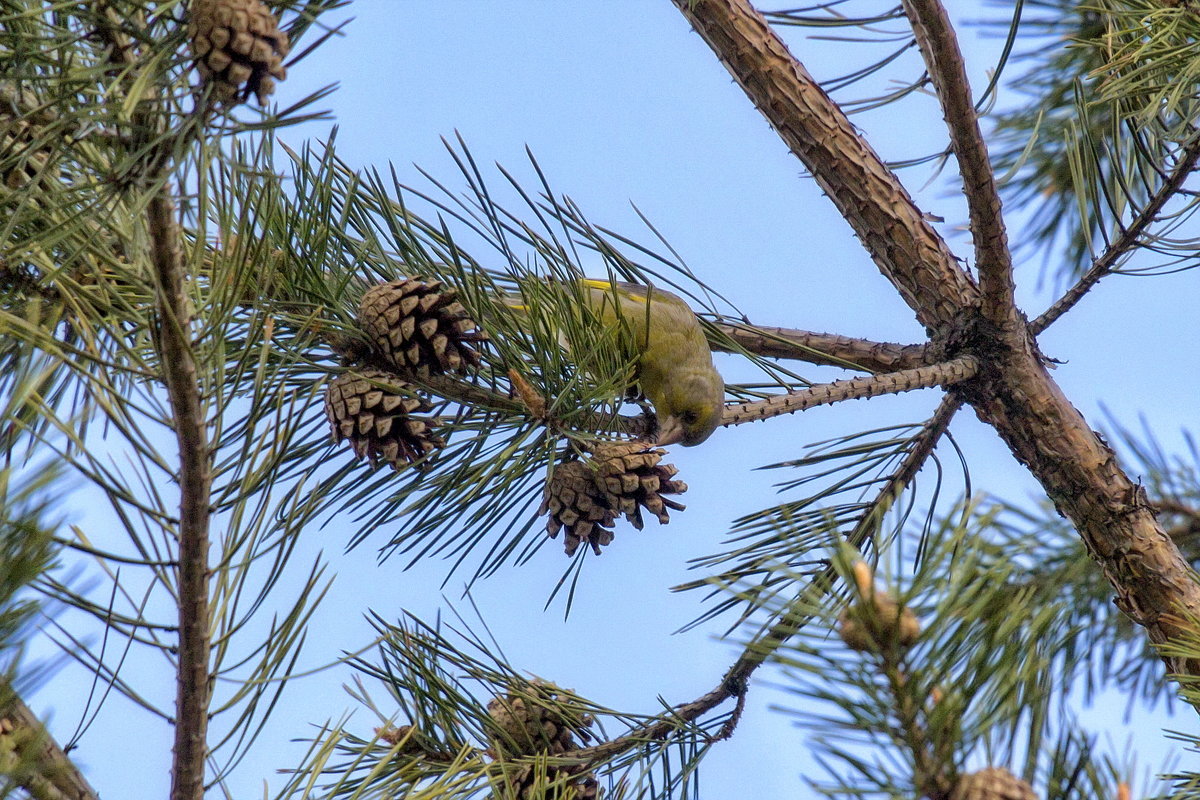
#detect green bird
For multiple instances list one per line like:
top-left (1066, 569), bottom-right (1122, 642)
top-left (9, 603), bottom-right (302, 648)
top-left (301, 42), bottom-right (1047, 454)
top-left (509, 278), bottom-right (725, 447)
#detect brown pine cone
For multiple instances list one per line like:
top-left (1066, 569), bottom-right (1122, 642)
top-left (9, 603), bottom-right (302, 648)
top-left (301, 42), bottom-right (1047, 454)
top-left (486, 681), bottom-right (594, 758)
top-left (189, 0), bottom-right (289, 105)
top-left (590, 442), bottom-right (686, 530)
top-left (325, 368), bottom-right (443, 468)
top-left (838, 561), bottom-right (920, 655)
top-left (497, 764), bottom-right (599, 800)
top-left (358, 278), bottom-right (485, 378)
top-left (540, 461), bottom-right (617, 557)
top-left (375, 724), bottom-right (425, 756)
top-left (487, 682), bottom-right (597, 799)
top-left (950, 768), bottom-right (1038, 800)
top-left (540, 443), bottom-right (687, 556)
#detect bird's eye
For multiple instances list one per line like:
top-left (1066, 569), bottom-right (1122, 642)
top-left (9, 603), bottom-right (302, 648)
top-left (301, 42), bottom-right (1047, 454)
top-left (682, 410), bottom-right (699, 425)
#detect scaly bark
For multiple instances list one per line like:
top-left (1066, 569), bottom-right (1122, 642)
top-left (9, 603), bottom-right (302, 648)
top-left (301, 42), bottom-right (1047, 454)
top-left (148, 186), bottom-right (214, 800)
top-left (901, 0), bottom-right (1016, 331)
top-left (0, 680), bottom-right (99, 800)
top-left (721, 355), bottom-right (977, 428)
top-left (956, 343), bottom-right (1200, 668)
top-left (671, 0), bottom-right (979, 338)
top-left (713, 322), bottom-right (932, 372)
top-left (674, 0), bottom-right (1200, 684)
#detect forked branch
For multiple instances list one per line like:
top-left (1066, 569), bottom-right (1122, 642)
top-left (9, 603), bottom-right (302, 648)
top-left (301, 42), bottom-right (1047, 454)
top-left (1031, 134), bottom-right (1200, 334)
top-left (901, 0), bottom-right (1015, 330)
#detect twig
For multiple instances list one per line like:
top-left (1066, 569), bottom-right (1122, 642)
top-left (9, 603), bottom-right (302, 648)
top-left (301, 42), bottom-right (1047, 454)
top-left (720, 356), bottom-right (976, 428)
top-left (886, 660), bottom-right (951, 800)
top-left (671, 0), bottom-right (978, 336)
top-left (712, 321), bottom-right (932, 372)
top-left (844, 393), bottom-right (963, 543)
top-left (1156, 499), bottom-right (1200, 519)
top-left (0, 679), bottom-right (100, 800)
top-left (148, 185), bottom-right (213, 800)
top-left (506, 369), bottom-right (547, 420)
top-left (901, 0), bottom-right (1015, 331)
top-left (1031, 134), bottom-right (1200, 334)
top-left (566, 395), bottom-right (962, 766)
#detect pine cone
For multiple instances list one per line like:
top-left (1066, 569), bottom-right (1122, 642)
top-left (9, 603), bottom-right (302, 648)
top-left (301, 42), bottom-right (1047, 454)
top-left (487, 682), bottom-right (597, 800)
top-left (837, 593), bottom-right (920, 655)
top-left (486, 681), bottom-right (594, 758)
top-left (325, 368), bottom-right (443, 468)
top-left (375, 724), bottom-right (424, 756)
top-left (540, 443), bottom-right (686, 556)
top-left (497, 764), bottom-right (599, 800)
top-left (358, 278), bottom-right (485, 378)
top-left (540, 461), bottom-right (617, 557)
top-left (950, 768), bottom-right (1038, 800)
top-left (189, 0), bottom-right (289, 105)
top-left (591, 442), bottom-right (686, 530)
top-left (838, 561), bottom-right (920, 655)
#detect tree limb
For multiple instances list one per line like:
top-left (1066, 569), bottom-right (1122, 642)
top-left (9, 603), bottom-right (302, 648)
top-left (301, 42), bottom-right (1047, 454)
top-left (0, 680), bottom-right (100, 800)
top-left (720, 355), bottom-right (977, 428)
top-left (671, 0), bottom-right (979, 337)
top-left (567, 394), bottom-right (963, 766)
top-left (677, 0), bottom-right (1200, 699)
top-left (1031, 133), bottom-right (1200, 335)
top-left (712, 321), bottom-right (932, 372)
top-left (957, 347), bottom-right (1200, 682)
top-left (900, 0), bottom-right (1016, 332)
top-left (148, 185), bottom-right (214, 800)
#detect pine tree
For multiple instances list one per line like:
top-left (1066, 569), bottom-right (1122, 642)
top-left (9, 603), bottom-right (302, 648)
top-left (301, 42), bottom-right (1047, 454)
top-left (1, 1), bottom-right (1199, 799)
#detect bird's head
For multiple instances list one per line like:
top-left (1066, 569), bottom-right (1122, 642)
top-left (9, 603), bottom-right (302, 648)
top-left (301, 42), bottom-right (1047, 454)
top-left (653, 370), bottom-right (725, 447)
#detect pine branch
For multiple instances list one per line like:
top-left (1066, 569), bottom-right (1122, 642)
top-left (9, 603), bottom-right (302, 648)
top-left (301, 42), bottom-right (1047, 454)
top-left (1031, 133), bottom-right (1200, 334)
top-left (567, 395), bottom-right (962, 768)
top-left (900, 0), bottom-right (1015, 332)
top-left (721, 355), bottom-right (976, 429)
top-left (956, 350), bottom-right (1200, 687)
top-left (82, 3), bottom-right (218, 792)
top-left (713, 321), bottom-right (932, 372)
top-left (671, 0), bottom-right (979, 337)
top-left (148, 184), bottom-right (214, 800)
top-left (679, 0), bottom-right (1200, 696)
top-left (0, 679), bottom-right (100, 800)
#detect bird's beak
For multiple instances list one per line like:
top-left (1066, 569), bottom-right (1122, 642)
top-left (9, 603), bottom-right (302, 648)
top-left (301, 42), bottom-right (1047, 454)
top-left (655, 416), bottom-right (685, 447)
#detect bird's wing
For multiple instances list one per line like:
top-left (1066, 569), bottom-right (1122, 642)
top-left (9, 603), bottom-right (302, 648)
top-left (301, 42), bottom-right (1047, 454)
top-left (579, 277), bottom-right (693, 312)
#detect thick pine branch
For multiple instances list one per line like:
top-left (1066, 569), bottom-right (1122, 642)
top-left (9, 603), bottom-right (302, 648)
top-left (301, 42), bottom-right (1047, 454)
top-left (0, 680), bottom-right (100, 800)
top-left (567, 394), bottom-right (962, 768)
top-left (957, 348), bottom-right (1200, 680)
top-left (671, 0), bottom-right (979, 337)
top-left (676, 0), bottom-right (1200, 693)
top-left (713, 322), bottom-right (932, 372)
top-left (1031, 134), bottom-right (1200, 334)
top-left (148, 186), bottom-right (214, 800)
top-left (900, 0), bottom-right (1016, 331)
top-left (721, 355), bottom-right (977, 428)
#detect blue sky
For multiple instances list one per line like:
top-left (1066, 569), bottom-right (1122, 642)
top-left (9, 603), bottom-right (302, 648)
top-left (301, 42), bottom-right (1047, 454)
top-left (31, 3), bottom-right (1200, 798)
